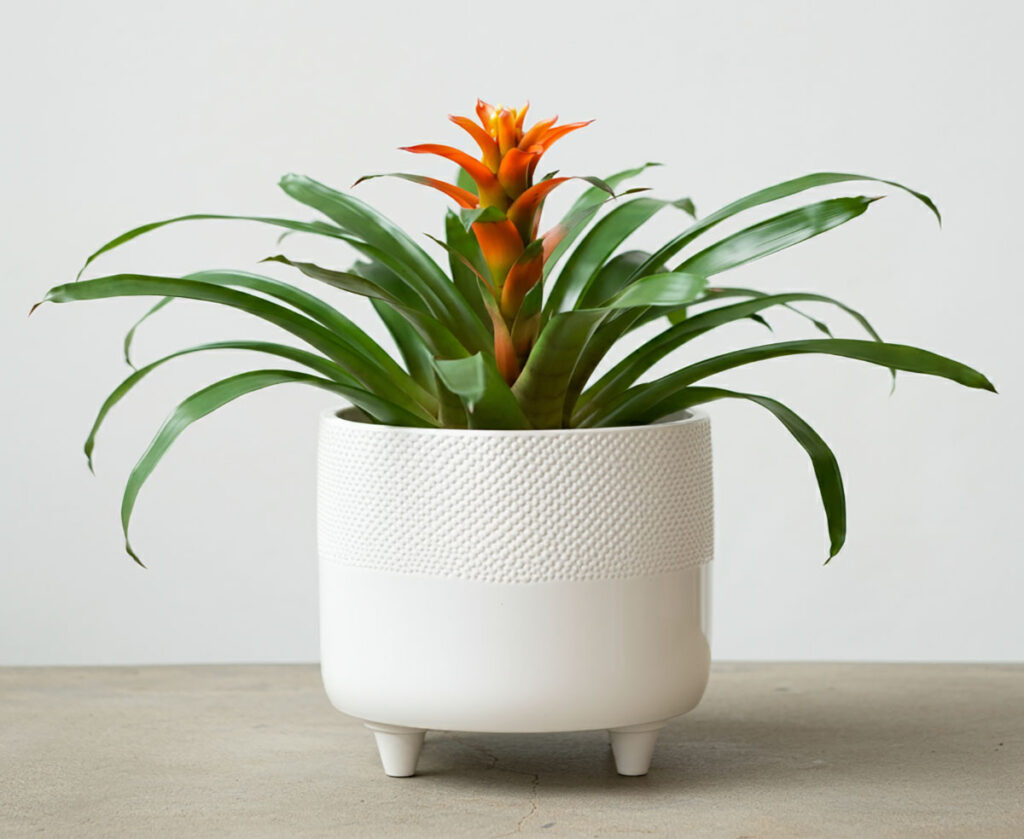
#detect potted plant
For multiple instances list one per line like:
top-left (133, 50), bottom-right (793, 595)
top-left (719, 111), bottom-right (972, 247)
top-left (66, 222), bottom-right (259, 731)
top-left (35, 100), bottom-right (994, 777)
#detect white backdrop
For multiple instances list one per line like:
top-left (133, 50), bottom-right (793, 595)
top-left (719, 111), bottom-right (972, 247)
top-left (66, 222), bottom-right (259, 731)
top-left (2, 0), bottom-right (1020, 664)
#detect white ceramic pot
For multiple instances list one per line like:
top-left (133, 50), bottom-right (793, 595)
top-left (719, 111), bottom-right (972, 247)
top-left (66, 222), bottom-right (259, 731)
top-left (317, 408), bottom-right (713, 777)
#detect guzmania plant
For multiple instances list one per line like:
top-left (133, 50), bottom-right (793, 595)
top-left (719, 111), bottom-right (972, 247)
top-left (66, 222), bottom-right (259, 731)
top-left (36, 99), bottom-right (995, 564)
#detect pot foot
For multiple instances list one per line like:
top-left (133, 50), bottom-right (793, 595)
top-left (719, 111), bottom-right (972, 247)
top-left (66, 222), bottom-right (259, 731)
top-left (609, 721), bottom-right (665, 776)
top-left (364, 722), bottom-right (426, 777)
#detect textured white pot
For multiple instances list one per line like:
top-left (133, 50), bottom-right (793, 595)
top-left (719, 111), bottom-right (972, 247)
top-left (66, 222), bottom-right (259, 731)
top-left (318, 408), bottom-right (713, 777)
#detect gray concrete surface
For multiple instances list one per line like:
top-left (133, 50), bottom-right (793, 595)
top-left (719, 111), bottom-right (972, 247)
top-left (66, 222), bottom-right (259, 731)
top-left (2, 663), bottom-right (1021, 838)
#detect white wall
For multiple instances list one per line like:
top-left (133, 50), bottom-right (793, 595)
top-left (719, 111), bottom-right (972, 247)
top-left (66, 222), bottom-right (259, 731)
top-left (2, 0), bottom-right (1020, 665)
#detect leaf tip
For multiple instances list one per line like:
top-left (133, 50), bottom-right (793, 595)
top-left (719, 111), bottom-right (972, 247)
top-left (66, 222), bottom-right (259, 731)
top-left (28, 300), bottom-right (44, 317)
top-left (126, 541), bottom-right (147, 569)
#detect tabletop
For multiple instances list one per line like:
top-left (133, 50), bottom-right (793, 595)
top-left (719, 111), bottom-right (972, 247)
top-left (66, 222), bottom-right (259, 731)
top-left (2, 662), bottom-right (1021, 838)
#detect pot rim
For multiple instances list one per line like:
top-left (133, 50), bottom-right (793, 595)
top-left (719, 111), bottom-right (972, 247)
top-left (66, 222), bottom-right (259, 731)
top-left (324, 406), bottom-right (708, 438)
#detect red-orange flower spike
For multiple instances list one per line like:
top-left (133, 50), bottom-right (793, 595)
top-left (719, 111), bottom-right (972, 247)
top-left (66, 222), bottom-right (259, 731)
top-left (507, 177), bottom-right (570, 242)
top-left (400, 144), bottom-right (507, 208)
top-left (471, 219), bottom-right (524, 288)
top-left (449, 115), bottom-right (500, 172)
top-left (394, 100), bottom-right (593, 383)
top-left (501, 246), bottom-right (545, 320)
top-left (497, 148), bottom-right (540, 198)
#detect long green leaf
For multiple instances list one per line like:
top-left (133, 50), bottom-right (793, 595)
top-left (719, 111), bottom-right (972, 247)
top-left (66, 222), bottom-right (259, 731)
top-left (263, 255), bottom-right (470, 360)
top-left (75, 214), bottom-right (352, 281)
top-left (675, 196), bottom-right (879, 276)
top-left (576, 292), bottom-right (888, 421)
top-left (119, 269), bottom-right (409, 395)
top-left (120, 369), bottom-right (434, 565)
top-left (646, 387), bottom-right (847, 560)
top-left (187, 269), bottom-right (408, 383)
top-left (585, 339), bottom-right (996, 428)
top-left (38, 275), bottom-right (438, 425)
top-left (123, 297), bottom-right (174, 367)
top-left (444, 209), bottom-right (492, 328)
top-left (577, 250), bottom-right (658, 311)
top-left (370, 297), bottom-right (466, 427)
top-left (544, 196), bottom-right (692, 317)
top-left (687, 287), bottom-right (834, 335)
top-left (556, 251), bottom-right (669, 423)
top-left (565, 194), bottom-right (889, 420)
top-left (279, 174), bottom-right (491, 353)
top-left (85, 340), bottom-right (353, 471)
top-left (434, 354), bottom-right (530, 429)
top-left (543, 162), bottom-right (663, 279)
top-left (631, 171), bottom-right (940, 284)
top-left (368, 297), bottom-right (437, 393)
top-left (601, 272), bottom-right (707, 309)
top-left (511, 310), bottom-right (607, 429)
top-left (354, 259), bottom-right (467, 426)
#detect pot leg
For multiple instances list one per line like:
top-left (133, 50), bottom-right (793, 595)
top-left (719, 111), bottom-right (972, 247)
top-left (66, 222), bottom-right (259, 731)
top-left (364, 722), bottom-right (426, 777)
top-left (609, 721), bottom-right (666, 776)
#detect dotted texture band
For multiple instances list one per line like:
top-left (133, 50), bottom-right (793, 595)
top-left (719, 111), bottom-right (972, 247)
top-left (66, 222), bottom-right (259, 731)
top-left (317, 412), bottom-right (713, 584)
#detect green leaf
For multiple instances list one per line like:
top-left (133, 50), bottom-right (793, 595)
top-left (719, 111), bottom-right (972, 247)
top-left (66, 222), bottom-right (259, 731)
top-left (38, 274), bottom-right (438, 425)
top-left (433, 354), bottom-right (530, 430)
top-left (443, 210), bottom-right (493, 328)
top-left (552, 250), bottom-right (669, 421)
top-left (586, 338), bottom-right (996, 428)
top-left (576, 292), bottom-right (890, 421)
top-left (578, 250), bottom-right (667, 313)
top-left (601, 271), bottom-right (707, 309)
top-left (85, 340), bottom-right (353, 472)
top-left (644, 387), bottom-right (847, 560)
top-left (279, 174), bottom-right (491, 353)
top-left (543, 162), bottom-right (663, 278)
top-left (123, 297), bottom-right (173, 367)
top-left (262, 255), bottom-right (470, 361)
top-left (119, 268), bottom-right (408, 391)
top-left (455, 166), bottom-right (477, 197)
top-left (571, 194), bottom-right (887, 415)
top-left (459, 205), bottom-right (507, 230)
top-left (511, 281), bottom-right (543, 357)
top-left (631, 171), bottom-right (940, 284)
top-left (695, 287), bottom-right (835, 336)
top-left (75, 213), bottom-right (353, 281)
top-left (187, 269), bottom-right (408, 383)
top-left (369, 297), bottom-right (438, 394)
top-left (120, 369), bottom-right (435, 565)
top-left (358, 258), bottom-right (466, 425)
top-left (676, 196), bottom-right (880, 277)
top-left (544, 196), bottom-right (692, 318)
top-left (578, 175), bottom-right (615, 195)
top-left (512, 310), bottom-right (607, 429)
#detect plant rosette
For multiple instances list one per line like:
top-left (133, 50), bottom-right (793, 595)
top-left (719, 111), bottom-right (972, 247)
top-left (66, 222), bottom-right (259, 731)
top-left (36, 99), bottom-right (995, 777)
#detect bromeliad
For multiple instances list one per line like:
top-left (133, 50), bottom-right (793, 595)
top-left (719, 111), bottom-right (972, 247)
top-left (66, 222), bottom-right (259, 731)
top-left (373, 100), bottom-right (595, 383)
top-left (34, 99), bottom-right (995, 565)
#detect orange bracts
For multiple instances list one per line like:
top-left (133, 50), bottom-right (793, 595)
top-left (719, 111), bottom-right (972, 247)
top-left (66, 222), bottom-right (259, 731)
top-left (398, 100), bottom-right (592, 383)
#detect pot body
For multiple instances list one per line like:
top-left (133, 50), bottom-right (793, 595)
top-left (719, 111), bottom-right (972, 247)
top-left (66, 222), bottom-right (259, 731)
top-left (318, 409), bottom-right (713, 733)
